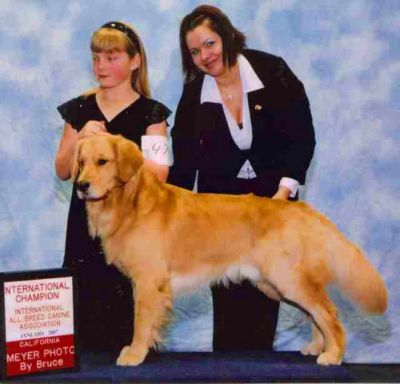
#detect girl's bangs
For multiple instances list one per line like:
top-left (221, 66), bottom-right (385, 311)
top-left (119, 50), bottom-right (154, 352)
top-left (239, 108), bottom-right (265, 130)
top-left (91, 30), bottom-right (128, 53)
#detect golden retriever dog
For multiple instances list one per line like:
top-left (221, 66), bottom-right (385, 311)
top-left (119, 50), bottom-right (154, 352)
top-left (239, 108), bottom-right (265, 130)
top-left (71, 133), bottom-right (388, 367)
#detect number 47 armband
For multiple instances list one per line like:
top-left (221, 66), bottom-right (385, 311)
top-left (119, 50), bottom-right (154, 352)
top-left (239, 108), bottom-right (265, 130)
top-left (141, 135), bottom-right (174, 166)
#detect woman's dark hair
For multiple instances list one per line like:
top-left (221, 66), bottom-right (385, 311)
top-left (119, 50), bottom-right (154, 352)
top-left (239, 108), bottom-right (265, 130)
top-left (180, 4), bottom-right (246, 82)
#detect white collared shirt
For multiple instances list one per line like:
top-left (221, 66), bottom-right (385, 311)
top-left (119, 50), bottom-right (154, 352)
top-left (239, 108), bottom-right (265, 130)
top-left (200, 54), bottom-right (299, 197)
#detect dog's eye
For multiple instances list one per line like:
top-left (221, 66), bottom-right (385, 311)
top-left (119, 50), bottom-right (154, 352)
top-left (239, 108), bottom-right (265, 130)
top-left (98, 159), bottom-right (108, 166)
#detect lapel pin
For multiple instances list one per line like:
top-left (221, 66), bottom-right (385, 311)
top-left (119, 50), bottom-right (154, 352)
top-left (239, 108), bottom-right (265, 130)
top-left (255, 104), bottom-right (262, 111)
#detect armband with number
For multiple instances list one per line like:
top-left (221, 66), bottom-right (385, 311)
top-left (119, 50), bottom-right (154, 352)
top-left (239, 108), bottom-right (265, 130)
top-left (141, 135), bottom-right (173, 166)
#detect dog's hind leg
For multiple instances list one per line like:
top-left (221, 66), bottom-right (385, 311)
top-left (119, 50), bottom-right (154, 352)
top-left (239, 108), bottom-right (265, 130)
top-left (280, 277), bottom-right (346, 366)
top-left (117, 276), bottom-right (172, 366)
top-left (256, 281), bottom-right (282, 301)
top-left (257, 280), bottom-right (325, 357)
top-left (257, 279), bottom-right (325, 356)
top-left (301, 319), bottom-right (324, 356)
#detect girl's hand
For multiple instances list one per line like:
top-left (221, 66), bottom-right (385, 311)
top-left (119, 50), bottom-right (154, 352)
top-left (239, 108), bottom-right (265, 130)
top-left (55, 120), bottom-right (107, 180)
top-left (78, 120), bottom-right (107, 140)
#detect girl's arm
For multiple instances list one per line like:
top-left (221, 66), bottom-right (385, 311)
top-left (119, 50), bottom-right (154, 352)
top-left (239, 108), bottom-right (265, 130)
top-left (55, 121), bottom-right (106, 180)
top-left (144, 121), bottom-right (170, 182)
top-left (55, 123), bottom-right (79, 180)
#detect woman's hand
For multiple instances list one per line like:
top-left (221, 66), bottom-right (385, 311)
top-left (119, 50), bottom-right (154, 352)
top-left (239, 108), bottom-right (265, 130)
top-left (272, 186), bottom-right (291, 200)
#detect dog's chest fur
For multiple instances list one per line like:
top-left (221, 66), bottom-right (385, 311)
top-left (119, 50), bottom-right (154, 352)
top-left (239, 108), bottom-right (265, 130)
top-left (86, 201), bottom-right (120, 239)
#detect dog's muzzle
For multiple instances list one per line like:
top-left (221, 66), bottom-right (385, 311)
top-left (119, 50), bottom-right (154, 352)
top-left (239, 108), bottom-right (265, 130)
top-left (76, 181), bottom-right (91, 200)
top-left (77, 181), bottom-right (90, 193)
top-left (76, 181), bottom-right (108, 201)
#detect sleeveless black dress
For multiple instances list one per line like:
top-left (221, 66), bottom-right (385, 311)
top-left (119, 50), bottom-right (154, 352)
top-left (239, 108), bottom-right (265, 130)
top-left (57, 93), bottom-right (171, 350)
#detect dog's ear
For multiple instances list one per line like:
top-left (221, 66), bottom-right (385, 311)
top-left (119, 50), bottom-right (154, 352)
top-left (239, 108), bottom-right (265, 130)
top-left (113, 135), bottom-right (144, 183)
top-left (70, 140), bottom-right (82, 182)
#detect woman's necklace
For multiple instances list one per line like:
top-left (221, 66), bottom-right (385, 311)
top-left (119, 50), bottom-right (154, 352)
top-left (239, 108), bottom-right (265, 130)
top-left (217, 64), bottom-right (241, 102)
top-left (221, 93), bottom-right (234, 101)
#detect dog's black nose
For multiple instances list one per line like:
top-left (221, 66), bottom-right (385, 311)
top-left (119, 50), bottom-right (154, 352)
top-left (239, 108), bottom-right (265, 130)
top-left (77, 181), bottom-right (90, 192)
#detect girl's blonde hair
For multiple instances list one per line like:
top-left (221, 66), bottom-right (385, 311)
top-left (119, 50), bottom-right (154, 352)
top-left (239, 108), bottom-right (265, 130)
top-left (89, 22), bottom-right (151, 97)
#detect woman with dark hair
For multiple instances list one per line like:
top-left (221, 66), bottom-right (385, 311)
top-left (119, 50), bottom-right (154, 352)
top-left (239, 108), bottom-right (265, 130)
top-left (168, 5), bottom-right (316, 351)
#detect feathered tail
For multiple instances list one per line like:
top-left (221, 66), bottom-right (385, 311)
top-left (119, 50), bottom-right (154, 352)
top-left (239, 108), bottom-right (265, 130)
top-left (329, 232), bottom-right (388, 314)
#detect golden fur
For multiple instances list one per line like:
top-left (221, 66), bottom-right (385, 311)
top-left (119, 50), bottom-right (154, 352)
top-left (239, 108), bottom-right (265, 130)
top-left (72, 133), bottom-right (388, 366)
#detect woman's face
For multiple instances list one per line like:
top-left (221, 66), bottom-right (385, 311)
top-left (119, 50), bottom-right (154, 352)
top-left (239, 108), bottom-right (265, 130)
top-left (186, 23), bottom-right (225, 78)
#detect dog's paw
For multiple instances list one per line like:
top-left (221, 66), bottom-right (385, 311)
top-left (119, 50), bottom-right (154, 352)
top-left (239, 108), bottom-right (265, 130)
top-left (116, 345), bottom-right (147, 366)
top-left (301, 340), bottom-right (323, 356)
top-left (316, 352), bottom-right (342, 366)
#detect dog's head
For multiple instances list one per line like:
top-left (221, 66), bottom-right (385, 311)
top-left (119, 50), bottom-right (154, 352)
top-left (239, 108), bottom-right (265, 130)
top-left (71, 133), bottom-right (143, 201)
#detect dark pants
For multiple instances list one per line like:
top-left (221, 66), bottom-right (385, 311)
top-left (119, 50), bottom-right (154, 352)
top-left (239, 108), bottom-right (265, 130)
top-left (200, 174), bottom-right (286, 351)
top-left (212, 281), bottom-right (279, 351)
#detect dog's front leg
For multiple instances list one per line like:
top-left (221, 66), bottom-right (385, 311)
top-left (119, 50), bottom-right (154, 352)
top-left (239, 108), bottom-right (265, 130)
top-left (117, 277), bottom-right (171, 366)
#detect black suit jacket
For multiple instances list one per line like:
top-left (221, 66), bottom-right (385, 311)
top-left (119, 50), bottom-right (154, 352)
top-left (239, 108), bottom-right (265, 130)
top-left (168, 49), bottom-right (316, 195)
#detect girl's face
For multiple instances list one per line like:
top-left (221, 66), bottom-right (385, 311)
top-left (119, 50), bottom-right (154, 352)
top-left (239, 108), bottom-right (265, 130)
top-left (186, 23), bottom-right (225, 78)
top-left (92, 49), bottom-right (139, 89)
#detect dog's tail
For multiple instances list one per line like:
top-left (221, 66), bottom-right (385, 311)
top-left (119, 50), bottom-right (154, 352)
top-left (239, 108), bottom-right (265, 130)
top-left (328, 225), bottom-right (388, 314)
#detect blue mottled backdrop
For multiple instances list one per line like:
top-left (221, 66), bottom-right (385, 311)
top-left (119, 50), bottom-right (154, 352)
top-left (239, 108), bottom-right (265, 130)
top-left (0, 0), bottom-right (399, 363)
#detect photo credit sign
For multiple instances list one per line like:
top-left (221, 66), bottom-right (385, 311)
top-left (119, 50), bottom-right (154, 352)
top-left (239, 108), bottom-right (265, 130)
top-left (0, 269), bottom-right (79, 379)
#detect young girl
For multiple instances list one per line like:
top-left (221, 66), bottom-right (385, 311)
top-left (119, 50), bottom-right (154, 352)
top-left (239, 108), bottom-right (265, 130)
top-left (55, 21), bottom-right (172, 350)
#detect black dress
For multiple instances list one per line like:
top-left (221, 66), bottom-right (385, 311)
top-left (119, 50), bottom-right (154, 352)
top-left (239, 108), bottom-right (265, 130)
top-left (57, 93), bottom-right (171, 350)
